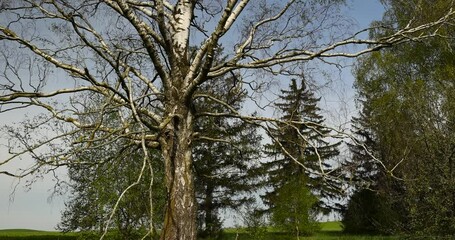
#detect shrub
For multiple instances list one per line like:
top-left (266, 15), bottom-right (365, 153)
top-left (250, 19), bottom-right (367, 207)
top-left (342, 189), bottom-right (400, 235)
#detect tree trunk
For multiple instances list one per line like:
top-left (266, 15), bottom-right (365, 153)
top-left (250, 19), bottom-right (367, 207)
top-left (160, 103), bottom-right (197, 240)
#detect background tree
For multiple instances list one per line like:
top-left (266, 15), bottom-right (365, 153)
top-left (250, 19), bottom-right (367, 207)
top-left (261, 78), bottom-right (341, 234)
top-left (344, 0), bottom-right (455, 235)
top-left (343, 112), bottom-right (406, 234)
top-left (270, 174), bottom-right (320, 237)
top-left (1, 1), bottom-right (453, 239)
top-left (56, 94), bottom-right (166, 239)
top-left (193, 57), bottom-right (262, 239)
top-left (58, 146), bottom-right (165, 240)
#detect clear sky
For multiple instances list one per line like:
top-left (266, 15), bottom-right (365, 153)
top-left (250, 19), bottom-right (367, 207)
top-left (0, 0), bottom-right (385, 231)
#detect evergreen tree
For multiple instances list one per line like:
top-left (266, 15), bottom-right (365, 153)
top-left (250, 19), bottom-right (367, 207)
top-left (345, 108), bottom-right (380, 187)
top-left (343, 108), bottom-right (407, 234)
top-left (261, 78), bottom-right (341, 230)
top-left (194, 68), bottom-right (262, 239)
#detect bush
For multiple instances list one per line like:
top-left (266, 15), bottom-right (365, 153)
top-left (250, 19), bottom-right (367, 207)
top-left (342, 189), bottom-right (400, 235)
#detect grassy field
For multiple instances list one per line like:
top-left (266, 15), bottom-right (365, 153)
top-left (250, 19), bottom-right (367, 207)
top-left (0, 223), bottom-right (402, 239)
top-left (222, 222), bottom-right (399, 240)
top-left (320, 221), bottom-right (343, 232)
top-left (0, 229), bottom-right (78, 239)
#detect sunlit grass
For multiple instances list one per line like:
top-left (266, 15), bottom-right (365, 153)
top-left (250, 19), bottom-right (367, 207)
top-left (320, 221), bottom-right (343, 232)
top-left (0, 223), bottom-right (404, 239)
top-left (221, 222), bottom-right (400, 240)
top-left (0, 229), bottom-right (77, 239)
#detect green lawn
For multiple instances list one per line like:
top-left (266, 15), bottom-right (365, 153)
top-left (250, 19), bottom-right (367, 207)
top-left (320, 221), bottom-right (343, 232)
top-left (221, 222), bottom-right (399, 240)
top-left (0, 223), bottom-right (401, 240)
top-left (0, 229), bottom-right (127, 239)
top-left (0, 229), bottom-right (78, 239)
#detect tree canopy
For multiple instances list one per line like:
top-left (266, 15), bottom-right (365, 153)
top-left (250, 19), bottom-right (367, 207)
top-left (343, 0), bottom-right (455, 235)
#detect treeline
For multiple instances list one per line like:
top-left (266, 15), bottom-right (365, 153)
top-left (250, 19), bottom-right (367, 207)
top-left (343, 0), bottom-right (455, 236)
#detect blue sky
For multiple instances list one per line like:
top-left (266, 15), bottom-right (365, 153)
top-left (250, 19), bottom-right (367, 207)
top-left (0, 0), bottom-right (385, 231)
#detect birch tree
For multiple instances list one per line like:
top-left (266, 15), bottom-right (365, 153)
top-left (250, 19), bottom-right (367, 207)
top-left (1, 0), bottom-right (454, 239)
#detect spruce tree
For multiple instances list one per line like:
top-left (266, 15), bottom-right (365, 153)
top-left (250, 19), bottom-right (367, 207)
top-left (345, 105), bottom-right (382, 188)
top-left (194, 69), bottom-right (262, 239)
top-left (261, 78), bottom-right (341, 225)
top-left (343, 107), bottom-right (405, 234)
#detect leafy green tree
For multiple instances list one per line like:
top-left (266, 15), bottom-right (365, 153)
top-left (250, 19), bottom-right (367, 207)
top-left (345, 0), bottom-right (455, 235)
top-left (271, 175), bottom-right (320, 237)
top-left (261, 78), bottom-right (341, 232)
top-left (59, 146), bottom-right (165, 240)
top-left (57, 97), bottom-right (166, 239)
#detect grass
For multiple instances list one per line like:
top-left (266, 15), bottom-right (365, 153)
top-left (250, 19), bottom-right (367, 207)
top-left (0, 229), bottom-right (132, 240)
top-left (0, 223), bottom-right (406, 239)
top-left (0, 229), bottom-right (78, 239)
top-left (221, 222), bottom-right (400, 240)
top-left (320, 221), bottom-right (343, 232)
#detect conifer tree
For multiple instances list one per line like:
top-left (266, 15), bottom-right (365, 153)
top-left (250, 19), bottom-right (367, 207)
top-left (343, 107), bottom-right (405, 234)
top-left (194, 68), bottom-right (262, 239)
top-left (261, 78), bottom-right (341, 223)
top-left (345, 106), bottom-right (382, 188)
